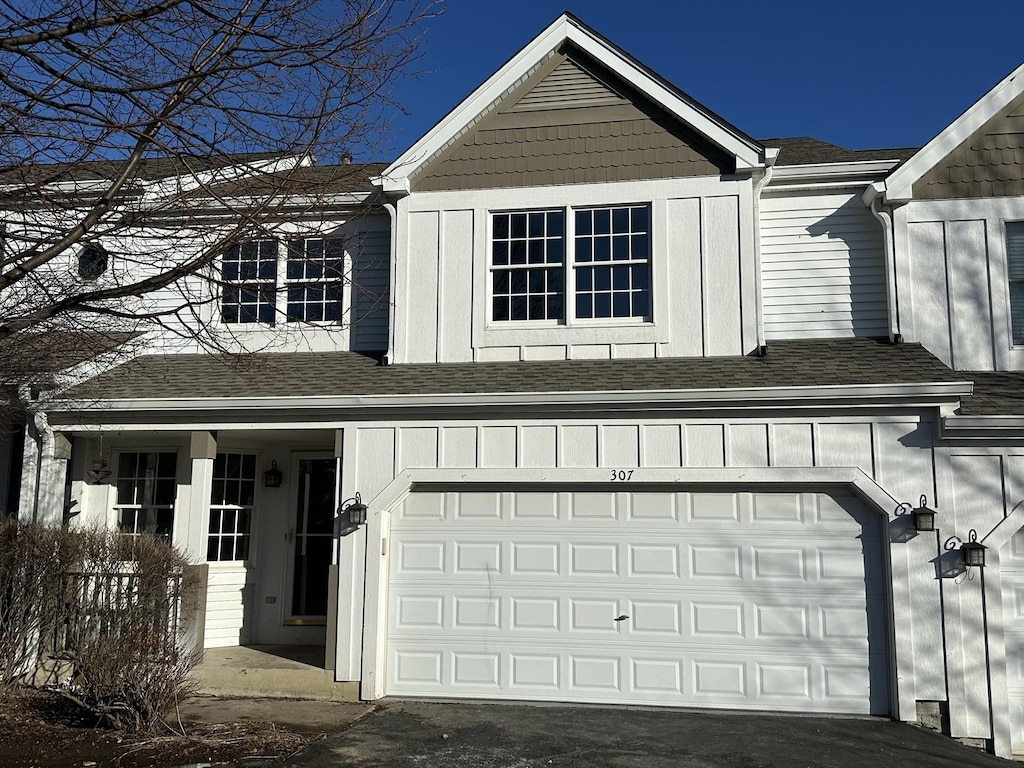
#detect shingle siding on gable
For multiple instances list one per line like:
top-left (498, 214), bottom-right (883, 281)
top-left (414, 51), bottom-right (733, 192)
top-left (913, 92), bottom-right (1024, 199)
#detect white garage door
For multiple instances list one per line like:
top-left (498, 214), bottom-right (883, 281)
top-left (386, 487), bottom-right (889, 714)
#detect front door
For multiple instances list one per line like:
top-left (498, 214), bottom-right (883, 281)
top-left (288, 456), bottom-right (337, 623)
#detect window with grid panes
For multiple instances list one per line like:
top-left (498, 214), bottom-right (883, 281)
top-left (490, 205), bottom-right (650, 322)
top-left (114, 452), bottom-right (177, 539)
top-left (285, 238), bottom-right (345, 322)
top-left (1008, 222), bottom-right (1024, 345)
top-left (207, 452), bottom-right (256, 562)
top-left (221, 240), bottom-right (278, 323)
top-left (220, 237), bottom-right (347, 324)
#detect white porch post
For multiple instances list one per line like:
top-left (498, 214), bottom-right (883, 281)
top-left (17, 423), bottom-right (39, 521)
top-left (35, 433), bottom-right (72, 526)
top-left (185, 431), bottom-right (217, 563)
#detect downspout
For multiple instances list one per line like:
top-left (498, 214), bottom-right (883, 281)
top-left (752, 149), bottom-right (778, 355)
top-left (382, 199), bottom-right (398, 366)
top-left (866, 183), bottom-right (901, 343)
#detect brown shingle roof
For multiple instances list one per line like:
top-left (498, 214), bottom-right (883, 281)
top-left (762, 137), bottom-right (919, 167)
top-left (958, 372), bottom-right (1024, 416)
top-left (64, 338), bottom-right (964, 403)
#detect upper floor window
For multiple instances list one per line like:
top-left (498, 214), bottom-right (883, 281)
top-left (221, 237), bottom-right (345, 324)
top-left (1009, 222), bottom-right (1024, 345)
top-left (490, 205), bottom-right (650, 323)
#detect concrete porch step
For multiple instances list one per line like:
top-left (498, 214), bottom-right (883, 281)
top-left (195, 644), bottom-right (360, 701)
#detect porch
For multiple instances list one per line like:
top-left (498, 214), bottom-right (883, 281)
top-left (194, 645), bottom-right (359, 701)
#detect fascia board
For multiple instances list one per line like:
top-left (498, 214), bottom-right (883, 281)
top-left (884, 62), bottom-right (1024, 202)
top-left (53, 381), bottom-right (972, 414)
top-left (942, 414), bottom-right (1024, 437)
top-left (769, 160), bottom-right (902, 183)
top-left (377, 15), bottom-right (763, 193)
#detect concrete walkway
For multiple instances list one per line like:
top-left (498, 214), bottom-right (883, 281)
top-left (284, 700), bottom-right (1013, 768)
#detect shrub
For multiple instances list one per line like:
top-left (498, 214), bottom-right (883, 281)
top-left (0, 521), bottom-right (201, 731)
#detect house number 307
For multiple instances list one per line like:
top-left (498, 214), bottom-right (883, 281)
top-left (610, 469), bottom-right (634, 481)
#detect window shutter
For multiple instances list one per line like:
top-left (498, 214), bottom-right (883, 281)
top-left (1008, 223), bottom-right (1024, 345)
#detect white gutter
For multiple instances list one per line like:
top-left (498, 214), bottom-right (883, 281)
top-left (865, 182), bottom-right (901, 342)
top-left (53, 381), bottom-right (973, 414)
top-left (942, 415), bottom-right (1024, 436)
top-left (769, 159), bottom-right (903, 182)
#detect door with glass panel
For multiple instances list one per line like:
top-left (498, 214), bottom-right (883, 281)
top-left (287, 455), bottom-right (336, 621)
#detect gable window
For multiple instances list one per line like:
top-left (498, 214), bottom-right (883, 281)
top-left (490, 205), bottom-right (650, 322)
top-left (114, 452), bottom-right (177, 539)
top-left (221, 237), bottom-right (345, 324)
top-left (1009, 222), bottom-right (1024, 346)
top-left (207, 452), bottom-right (256, 562)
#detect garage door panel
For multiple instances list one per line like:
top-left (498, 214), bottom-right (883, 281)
top-left (387, 488), bottom-right (887, 714)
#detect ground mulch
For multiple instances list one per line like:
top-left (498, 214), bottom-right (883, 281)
top-left (0, 687), bottom-right (315, 768)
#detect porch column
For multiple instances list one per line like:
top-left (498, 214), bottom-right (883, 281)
top-left (35, 432), bottom-right (72, 526)
top-left (185, 431), bottom-right (217, 563)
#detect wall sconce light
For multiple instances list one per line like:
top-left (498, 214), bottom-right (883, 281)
top-left (340, 492), bottom-right (368, 526)
top-left (895, 494), bottom-right (938, 533)
top-left (945, 529), bottom-right (986, 569)
top-left (87, 458), bottom-right (112, 485)
top-left (264, 460), bottom-right (283, 488)
top-left (911, 495), bottom-right (937, 532)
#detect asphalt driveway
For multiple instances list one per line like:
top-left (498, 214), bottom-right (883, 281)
top-left (286, 700), bottom-right (1012, 768)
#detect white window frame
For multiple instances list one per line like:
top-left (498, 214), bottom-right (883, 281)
top-left (207, 451), bottom-right (258, 563)
top-left (220, 235), bottom-right (352, 327)
top-left (112, 450), bottom-right (178, 539)
top-left (488, 204), bottom-right (652, 327)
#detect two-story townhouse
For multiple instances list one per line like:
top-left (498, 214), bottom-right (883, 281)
top-left (12, 12), bottom-right (1024, 758)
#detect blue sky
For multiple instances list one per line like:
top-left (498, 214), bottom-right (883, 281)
top-left (380, 0), bottom-right (1024, 159)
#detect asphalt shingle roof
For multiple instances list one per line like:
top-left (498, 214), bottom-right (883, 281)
top-left (958, 372), bottom-right (1024, 416)
top-left (762, 137), bottom-right (919, 167)
top-left (64, 338), bottom-right (964, 403)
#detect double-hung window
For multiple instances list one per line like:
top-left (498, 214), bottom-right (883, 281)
top-left (207, 452), bottom-right (256, 562)
top-left (114, 452), bottom-right (177, 539)
top-left (221, 237), bottom-right (345, 324)
top-left (1008, 222), bottom-right (1024, 345)
top-left (490, 204), bottom-right (651, 323)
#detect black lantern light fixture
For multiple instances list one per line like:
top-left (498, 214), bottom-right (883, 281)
top-left (961, 530), bottom-right (986, 568)
top-left (264, 460), bottom-right (283, 488)
top-left (895, 494), bottom-right (938, 534)
top-left (945, 529), bottom-right (986, 570)
top-left (911, 495), bottom-right (937, 532)
top-left (340, 492), bottom-right (368, 526)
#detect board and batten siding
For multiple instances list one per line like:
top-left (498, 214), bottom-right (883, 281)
top-left (393, 178), bottom-right (757, 363)
top-left (760, 190), bottom-right (888, 340)
top-left (897, 197), bottom-right (1024, 371)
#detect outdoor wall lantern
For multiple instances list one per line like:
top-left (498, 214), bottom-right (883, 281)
top-left (340, 492), bottom-right (368, 526)
top-left (263, 460), bottom-right (283, 488)
top-left (945, 529), bottom-right (986, 569)
top-left (894, 494), bottom-right (938, 533)
top-left (911, 495), bottom-right (937, 532)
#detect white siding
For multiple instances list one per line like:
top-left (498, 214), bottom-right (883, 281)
top-left (393, 177), bottom-right (758, 363)
top-left (203, 565), bottom-right (254, 648)
top-left (761, 190), bottom-right (887, 340)
top-left (897, 197), bottom-right (1024, 370)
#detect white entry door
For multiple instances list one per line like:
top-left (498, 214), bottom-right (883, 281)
top-left (385, 487), bottom-right (889, 714)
